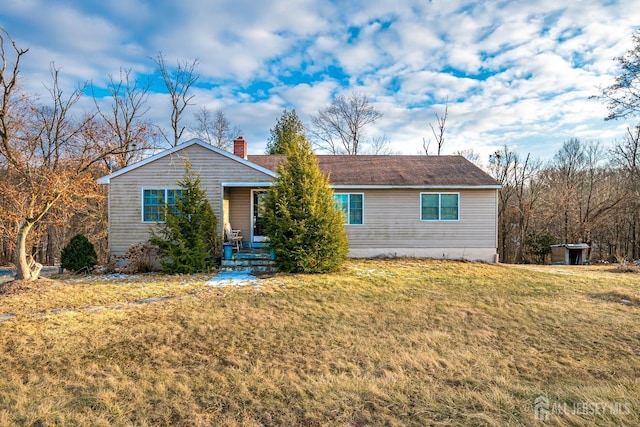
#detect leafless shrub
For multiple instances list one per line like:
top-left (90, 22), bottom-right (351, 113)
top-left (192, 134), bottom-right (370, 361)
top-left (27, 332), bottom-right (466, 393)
top-left (113, 242), bottom-right (160, 273)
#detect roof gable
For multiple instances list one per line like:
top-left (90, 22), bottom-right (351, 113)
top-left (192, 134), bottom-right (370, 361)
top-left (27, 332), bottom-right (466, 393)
top-left (97, 139), bottom-right (277, 184)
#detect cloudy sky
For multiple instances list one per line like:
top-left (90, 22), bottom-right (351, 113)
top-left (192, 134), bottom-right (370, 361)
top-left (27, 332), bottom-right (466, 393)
top-left (1, 0), bottom-right (638, 161)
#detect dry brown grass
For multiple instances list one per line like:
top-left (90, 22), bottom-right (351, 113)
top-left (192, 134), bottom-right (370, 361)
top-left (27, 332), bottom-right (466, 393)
top-left (0, 259), bottom-right (638, 426)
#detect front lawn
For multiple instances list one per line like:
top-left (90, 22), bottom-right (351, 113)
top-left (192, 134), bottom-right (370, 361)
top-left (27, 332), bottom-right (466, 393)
top-left (0, 260), bottom-right (638, 426)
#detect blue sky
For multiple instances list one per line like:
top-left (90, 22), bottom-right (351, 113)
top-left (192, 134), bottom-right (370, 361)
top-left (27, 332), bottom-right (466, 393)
top-left (1, 0), bottom-right (638, 161)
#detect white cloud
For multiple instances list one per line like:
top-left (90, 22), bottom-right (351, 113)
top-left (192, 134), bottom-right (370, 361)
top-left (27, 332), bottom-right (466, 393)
top-left (0, 0), bottom-right (637, 159)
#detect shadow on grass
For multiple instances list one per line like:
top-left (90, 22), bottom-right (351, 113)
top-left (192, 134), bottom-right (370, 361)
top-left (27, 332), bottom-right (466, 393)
top-left (590, 290), bottom-right (640, 307)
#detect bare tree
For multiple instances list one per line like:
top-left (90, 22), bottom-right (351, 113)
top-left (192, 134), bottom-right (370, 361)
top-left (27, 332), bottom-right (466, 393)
top-left (0, 27), bottom-right (28, 159)
top-left (454, 148), bottom-right (483, 169)
top-left (93, 68), bottom-right (156, 168)
top-left (421, 98), bottom-right (449, 155)
top-left (430, 98), bottom-right (448, 155)
top-left (192, 108), bottom-right (240, 151)
top-left (512, 153), bottom-right (542, 263)
top-left (593, 29), bottom-right (640, 260)
top-left (489, 146), bottom-right (544, 263)
top-left (596, 30), bottom-right (640, 121)
top-left (368, 134), bottom-right (394, 154)
top-left (0, 29), bottom-right (124, 281)
top-left (310, 91), bottom-right (382, 155)
top-left (489, 146), bottom-right (519, 262)
top-left (609, 126), bottom-right (640, 257)
top-left (578, 143), bottom-right (624, 258)
top-left (422, 137), bottom-right (431, 155)
top-left (153, 52), bottom-right (199, 146)
top-left (612, 125), bottom-right (640, 183)
top-left (551, 138), bottom-right (587, 244)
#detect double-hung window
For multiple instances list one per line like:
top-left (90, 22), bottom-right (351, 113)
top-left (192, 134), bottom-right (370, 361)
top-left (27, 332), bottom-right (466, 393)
top-left (421, 193), bottom-right (459, 221)
top-left (143, 189), bottom-right (182, 222)
top-left (334, 193), bottom-right (363, 225)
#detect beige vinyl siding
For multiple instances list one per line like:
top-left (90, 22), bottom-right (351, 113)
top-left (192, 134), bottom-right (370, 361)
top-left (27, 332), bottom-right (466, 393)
top-left (344, 188), bottom-right (497, 250)
top-left (108, 144), bottom-right (271, 256)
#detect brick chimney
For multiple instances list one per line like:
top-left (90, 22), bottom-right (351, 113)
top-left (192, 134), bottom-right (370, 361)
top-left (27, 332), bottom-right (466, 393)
top-left (233, 136), bottom-right (247, 159)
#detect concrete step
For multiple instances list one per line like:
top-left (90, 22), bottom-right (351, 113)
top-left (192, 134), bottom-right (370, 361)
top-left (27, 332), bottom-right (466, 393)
top-left (233, 252), bottom-right (272, 261)
top-left (222, 259), bottom-right (273, 266)
top-left (219, 265), bottom-right (278, 273)
top-left (221, 259), bottom-right (276, 267)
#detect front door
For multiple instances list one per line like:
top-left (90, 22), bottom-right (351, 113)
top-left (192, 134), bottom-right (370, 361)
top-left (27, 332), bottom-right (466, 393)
top-left (252, 190), bottom-right (268, 244)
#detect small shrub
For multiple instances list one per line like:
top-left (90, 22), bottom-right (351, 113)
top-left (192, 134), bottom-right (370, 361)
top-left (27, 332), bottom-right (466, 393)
top-left (125, 242), bottom-right (160, 273)
top-left (60, 234), bottom-right (98, 273)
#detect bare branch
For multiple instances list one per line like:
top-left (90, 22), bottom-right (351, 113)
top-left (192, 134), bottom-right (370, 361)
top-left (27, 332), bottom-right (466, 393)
top-left (93, 68), bottom-right (156, 167)
top-left (310, 91), bottom-right (382, 155)
top-left (192, 108), bottom-right (239, 151)
top-left (0, 26), bottom-right (29, 168)
top-left (430, 97), bottom-right (448, 155)
top-left (153, 52), bottom-right (199, 146)
top-left (594, 29), bottom-right (640, 121)
top-left (422, 137), bottom-right (430, 155)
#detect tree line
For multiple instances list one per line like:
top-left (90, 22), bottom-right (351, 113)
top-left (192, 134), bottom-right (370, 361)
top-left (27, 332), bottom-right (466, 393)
top-left (493, 29), bottom-right (640, 263)
top-left (489, 136), bottom-right (638, 263)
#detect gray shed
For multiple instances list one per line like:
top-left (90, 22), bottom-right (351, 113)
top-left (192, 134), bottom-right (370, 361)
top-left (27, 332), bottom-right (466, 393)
top-left (550, 243), bottom-right (590, 265)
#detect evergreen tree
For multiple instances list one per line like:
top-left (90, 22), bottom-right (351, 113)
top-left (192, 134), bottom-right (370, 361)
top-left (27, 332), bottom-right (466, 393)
top-left (265, 109), bottom-right (306, 154)
top-left (60, 234), bottom-right (98, 273)
top-left (263, 136), bottom-right (349, 273)
top-left (150, 164), bottom-right (220, 273)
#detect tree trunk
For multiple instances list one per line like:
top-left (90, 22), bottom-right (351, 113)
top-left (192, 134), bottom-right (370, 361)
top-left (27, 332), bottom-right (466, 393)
top-left (633, 218), bottom-right (638, 260)
top-left (46, 227), bottom-right (55, 266)
top-left (15, 220), bottom-right (41, 281)
top-left (564, 208), bottom-right (569, 244)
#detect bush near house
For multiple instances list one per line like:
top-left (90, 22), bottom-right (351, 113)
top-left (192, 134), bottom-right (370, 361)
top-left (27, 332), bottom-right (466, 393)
top-left (150, 164), bottom-right (220, 274)
top-left (60, 234), bottom-right (97, 273)
top-left (111, 242), bottom-right (161, 273)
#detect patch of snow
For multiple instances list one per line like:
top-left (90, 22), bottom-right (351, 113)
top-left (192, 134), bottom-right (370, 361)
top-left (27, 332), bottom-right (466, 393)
top-left (103, 273), bottom-right (138, 280)
top-left (206, 272), bottom-right (262, 288)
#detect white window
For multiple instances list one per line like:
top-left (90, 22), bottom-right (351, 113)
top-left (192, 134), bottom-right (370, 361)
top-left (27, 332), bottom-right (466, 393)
top-left (421, 193), bottom-right (459, 221)
top-left (142, 189), bottom-right (182, 222)
top-left (334, 193), bottom-right (364, 225)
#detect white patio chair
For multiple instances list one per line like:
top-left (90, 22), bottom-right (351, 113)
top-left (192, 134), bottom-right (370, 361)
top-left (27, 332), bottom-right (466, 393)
top-left (224, 223), bottom-right (243, 252)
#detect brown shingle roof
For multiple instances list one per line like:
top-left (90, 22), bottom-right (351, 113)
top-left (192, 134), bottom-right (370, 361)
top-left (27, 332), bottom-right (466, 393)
top-left (247, 154), bottom-right (499, 187)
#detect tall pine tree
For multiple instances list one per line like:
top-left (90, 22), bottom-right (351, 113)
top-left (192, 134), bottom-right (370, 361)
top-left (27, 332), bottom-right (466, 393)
top-left (263, 136), bottom-right (348, 273)
top-left (150, 164), bottom-right (220, 273)
top-left (265, 109), bottom-right (306, 154)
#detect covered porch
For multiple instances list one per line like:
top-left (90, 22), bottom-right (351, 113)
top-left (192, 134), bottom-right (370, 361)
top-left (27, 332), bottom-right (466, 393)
top-left (222, 185), bottom-right (270, 251)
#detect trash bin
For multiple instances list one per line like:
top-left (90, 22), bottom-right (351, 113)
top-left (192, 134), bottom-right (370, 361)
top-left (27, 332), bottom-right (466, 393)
top-left (223, 243), bottom-right (234, 260)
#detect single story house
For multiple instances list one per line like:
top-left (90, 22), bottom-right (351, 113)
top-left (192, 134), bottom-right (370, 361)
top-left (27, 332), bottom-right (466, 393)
top-left (97, 137), bottom-right (501, 262)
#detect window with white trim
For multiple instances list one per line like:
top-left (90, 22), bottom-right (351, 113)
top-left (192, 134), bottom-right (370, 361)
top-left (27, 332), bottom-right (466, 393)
top-left (421, 193), bottom-right (459, 221)
top-left (334, 193), bottom-right (363, 225)
top-left (143, 189), bottom-right (182, 222)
